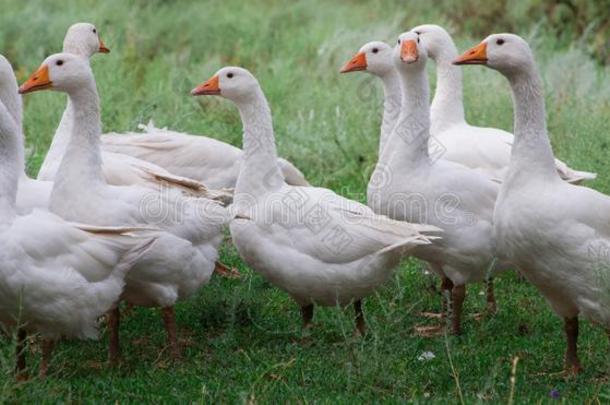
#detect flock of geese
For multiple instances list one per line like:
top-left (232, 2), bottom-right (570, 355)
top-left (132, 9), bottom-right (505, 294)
top-left (0, 22), bottom-right (608, 380)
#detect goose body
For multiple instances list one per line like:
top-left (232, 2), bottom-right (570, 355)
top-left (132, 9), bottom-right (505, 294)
top-left (192, 66), bottom-right (437, 332)
top-left (412, 24), bottom-right (596, 183)
top-left (101, 121), bottom-right (310, 189)
top-left (0, 62), bottom-right (155, 376)
top-left (20, 52), bottom-right (231, 359)
top-left (230, 184), bottom-right (435, 306)
top-left (36, 23), bottom-right (227, 201)
top-left (0, 55), bottom-right (53, 214)
top-left (363, 32), bottom-right (510, 334)
top-left (455, 33), bottom-right (609, 372)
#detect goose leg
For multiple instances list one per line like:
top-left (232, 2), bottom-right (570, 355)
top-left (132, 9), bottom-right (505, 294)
top-left (107, 307), bottom-right (121, 366)
top-left (39, 339), bottom-right (54, 379)
top-left (300, 304), bottom-right (314, 329)
top-left (15, 328), bottom-right (28, 380)
top-left (214, 261), bottom-right (241, 279)
top-left (486, 277), bottom-right (497, 314)
top-left (564, 316), bottom-right (582, 374)
top-left (354, 300), bottom-right (366, 336)
top-left (441, 276), bottom-right (454, 320)
top-left (451, 284), bottom-right (466, 335)
top-left (162, 307), bottom-right (181, 359)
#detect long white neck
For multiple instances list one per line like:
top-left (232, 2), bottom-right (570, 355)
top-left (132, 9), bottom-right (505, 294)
top-left (233, 88), bottom-right (283, 199)
top-left (382, 64), bottom-right (431, 166)
top-left (0, 64), bottom-right (25, 177)
top-left (37, 97), bottom-right (72, 180)
top-left (0, 72), bottom-right (23, 133)
top-left (378, 71), bottom-right (402, 155)
top-left (39, 40), bottom-right (92, 181)
top-left (429, 41), bottom-right (466, 134)
top-left (0, 101), bottom-right (23, 222)
top-left (505, 67), bottom-right (559, 184)
top-left (51, 80), bottom-right (105, 202)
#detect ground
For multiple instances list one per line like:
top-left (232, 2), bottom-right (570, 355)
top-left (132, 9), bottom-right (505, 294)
top-left (0, 0), bottom-right (609, 402)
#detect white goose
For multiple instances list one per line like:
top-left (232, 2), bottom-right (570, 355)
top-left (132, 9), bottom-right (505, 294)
top-left (0, 55), bottom-right (53, 214)
top-left (455, 34), bottom-right (609, 373)
top-left (340, 41), bottom-right (401, 159)
top-left (36, 23), bottom-right (228, 201)
top-left (411, 24), bottom-right (596, 183)
top-left (340, 41), bottom-right (496, 308)
top-left (20, 53), bottom-right (233, 362)
top-left (0, 67), bottom-right (156, 378)
top-left (191, 66), bottom-right (438, 334)
top-left (101, 122), bottom-right (310, 189)
top-left (366, 32), bottom-right (511, 335)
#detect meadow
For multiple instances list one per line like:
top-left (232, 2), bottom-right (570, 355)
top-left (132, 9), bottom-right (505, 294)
top-left (0, 0), bottom-right (609, 402)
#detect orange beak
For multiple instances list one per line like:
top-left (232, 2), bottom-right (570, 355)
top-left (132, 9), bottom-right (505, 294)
top-left (18, 64), bottom-right (52, 94)
top-left (98, 38), bottom-right (111, 53)
top-left (453, 42), bottom-right (487, 65)
top-left (400, 40), bottom-right (418, 63)
top-left (340, 52), bottom-right (367, 73)
top-left (191, 75), bottom-right (221, 96)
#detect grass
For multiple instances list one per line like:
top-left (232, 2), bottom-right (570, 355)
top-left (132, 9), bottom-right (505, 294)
top-left (0, 0), bottom-right (609, 402)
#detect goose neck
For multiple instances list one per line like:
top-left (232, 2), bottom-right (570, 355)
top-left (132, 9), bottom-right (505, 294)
top-left (378, 71), bottom-right (402, 155)
top-left (430, 45), bottom-right (466, 134)
top-left (382, 65), bottom-right (431, 166)
top-left (38, 98), bottom-right (72, 180)
top-left (234, 89), bottom-right (283, 197)
top-left (0, 102), bottom-right (23, 221)
top-left (53, 81), bottom-right (105, 195)
top-left (506, 67), bottom-right (559, 183)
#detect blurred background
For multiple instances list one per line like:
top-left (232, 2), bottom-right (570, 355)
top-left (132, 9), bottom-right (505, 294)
top-left (0, 0), bottom-right (607, 195)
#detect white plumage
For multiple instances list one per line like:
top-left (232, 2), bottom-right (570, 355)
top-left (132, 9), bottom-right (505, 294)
top-left (191, 66), bottom-right (438, 333)
top-left (455, 33), bottom-right (609, 372)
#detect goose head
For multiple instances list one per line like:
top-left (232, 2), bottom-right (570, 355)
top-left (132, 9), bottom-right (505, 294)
top-left (63, 22), bottom-right (110, 58)
top-left (409, 24), bottom-right (454, 59)
top-left (19, 53), bottom-right (93, 95)
top-left (393, 31), bottom-right (428, 72)
top-left (191, 66), bottom-right (260, 102)
top-left (453, 33), bottom-right (535, 76)
top-left (340, 41), bottom-right (394, 76)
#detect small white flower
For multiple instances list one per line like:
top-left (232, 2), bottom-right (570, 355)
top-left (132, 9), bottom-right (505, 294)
top-left (417, 351), bottom-right (436, 361)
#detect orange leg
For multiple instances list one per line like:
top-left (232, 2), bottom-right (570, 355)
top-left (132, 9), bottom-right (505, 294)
top-left (564, 317), bottom-right (583, 375)
top-left (162, 307), bottom-right (181, 359)
top-left (107, 307), bottom-right (121, 366)
top-left (39, 339), bottom-right (54, 379)
top-left (451, 284), bottom-right (466, 335)
top-left (441, 276), bottom-right (454, 320)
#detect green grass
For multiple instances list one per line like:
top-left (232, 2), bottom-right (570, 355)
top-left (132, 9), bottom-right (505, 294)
top-left (1, 0), bottom-right (609, 402)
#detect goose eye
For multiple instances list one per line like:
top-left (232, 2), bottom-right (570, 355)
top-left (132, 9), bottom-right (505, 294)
top-left (227, 73), bottom-right (234, 79)
top-left (397, 39), bottom-right (401, 45)
top-left (415, 31), bottom-right (421, 35)
top-left (372, 48), bottom-right (379, 54)
top-left (417, 37), bottom-right (420, 43)
top-left (496, 38), bottom-right (505, 45)
top-left (92, 28), bottom-right (97, 34)
top-left (56, 60), bottom-right (64, 66)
